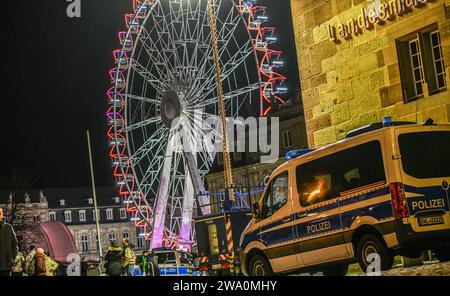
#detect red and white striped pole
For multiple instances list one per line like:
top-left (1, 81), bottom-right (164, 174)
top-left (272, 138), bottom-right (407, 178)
top-left (225, 214), bottom-right (234, 256)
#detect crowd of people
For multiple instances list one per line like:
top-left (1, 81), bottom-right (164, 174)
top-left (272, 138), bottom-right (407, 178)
top-left (0, 208), bottom-right (60, 276)
top-left (2, 207), bottom-right (161, 277)
top-left (103, 238), bottom-right (160, 276)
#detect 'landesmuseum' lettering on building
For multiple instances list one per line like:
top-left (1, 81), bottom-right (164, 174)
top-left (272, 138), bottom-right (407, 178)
top-left (328, 0), bottom-right (432, 42)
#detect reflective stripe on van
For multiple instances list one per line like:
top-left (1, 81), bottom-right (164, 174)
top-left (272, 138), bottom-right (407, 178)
top-left (241, 185), bottom-right (394, 252)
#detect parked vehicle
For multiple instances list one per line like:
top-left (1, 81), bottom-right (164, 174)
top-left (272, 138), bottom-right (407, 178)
top-left (194, 187), bottom-right (264, 275)
top-left (155, 248), bottom-right (193, 276)
top-left (240, 118), bottom-right (450, 275)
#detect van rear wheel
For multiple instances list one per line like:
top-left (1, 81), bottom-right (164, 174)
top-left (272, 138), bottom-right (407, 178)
top-left (248, 254), bottom-right (273, 276)
top-left (434, 247), bottom-right (450, 262)
top-left (357, 234), bottom-right (394, 272)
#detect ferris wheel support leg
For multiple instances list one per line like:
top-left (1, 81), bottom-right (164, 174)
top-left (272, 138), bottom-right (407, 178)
top-left (180, 172), bottom-right (194, 245)
top-left (151, 132), bottom-right (175, 249)
top-left (180, 127), bottom-right (211, 216)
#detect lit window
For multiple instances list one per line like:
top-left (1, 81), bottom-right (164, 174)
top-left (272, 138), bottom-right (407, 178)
top-left (282, 130), bottom-right (292, 149)
top-left (430, 30), bottom-right (447, 91)
top-left (79, 210), bottom-right (86, 222)
top-left (49, 212), bottom-right (56, 221)
top-left (136, 230), bottom-right (144, 248)
top-left (109, 233), bottom-right (116, 243)
top-left (81, 235), bottom-right (89, 253)
top-left (92, 209), bottom-right (100, 221)
top-left (114, 197), bottom-right (120, 204)
top-left (119, 208), bottom-right (127, 219)
top-left (64, 211), bottom-right (72, 223)
top-left (409, 38), bottom-right (425, 98)
top-left (106, 208), bottom-right (113, 220)
top-left (397, 27), bottom-right (447, 103)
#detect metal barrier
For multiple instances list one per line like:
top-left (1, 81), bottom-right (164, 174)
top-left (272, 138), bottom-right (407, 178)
top-left (196, 185), bottom-right (265, 216)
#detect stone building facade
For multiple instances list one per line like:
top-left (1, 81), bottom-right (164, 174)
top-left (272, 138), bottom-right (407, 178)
top-left (291, 0), bottom-right (450, 148)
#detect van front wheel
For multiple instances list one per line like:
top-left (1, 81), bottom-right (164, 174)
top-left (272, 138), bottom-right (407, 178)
top-left (356, 234), bottom-right (394, 272)
top-left (248, 254), bottom-right (273, 276)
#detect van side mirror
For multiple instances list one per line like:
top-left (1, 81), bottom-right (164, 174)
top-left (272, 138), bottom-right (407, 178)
top-left (252, 202), bottom-right (261, 219)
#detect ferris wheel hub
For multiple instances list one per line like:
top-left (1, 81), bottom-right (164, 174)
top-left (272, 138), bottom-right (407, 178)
top-left (160, 90), bottom-right (182, 128)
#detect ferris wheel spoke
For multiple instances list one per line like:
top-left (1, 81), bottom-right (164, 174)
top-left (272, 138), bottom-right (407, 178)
top-left (139, 27), bottom-right (176, 82)
top-left (125, 117), bottom-right (161, 133)
top-left (156, 1), bottom-right (185, 72)
top-left (128, 128), bottom-right (168, 164)
top-left (193, 82), bottom-right (260, 108)
top-left (190, 40), bottom-right (253, 103)
top-left (129, 58), bottom-right (170, 93)
top-left (125, 93), bottom-right (161, 105)
top-left (189, 5), bottom-right (242, 94)
top-left (140, 156), bottom-right (165, 189)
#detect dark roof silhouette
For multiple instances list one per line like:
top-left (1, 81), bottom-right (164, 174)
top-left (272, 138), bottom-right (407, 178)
top-left (0, 186), bottom-right (121, 208)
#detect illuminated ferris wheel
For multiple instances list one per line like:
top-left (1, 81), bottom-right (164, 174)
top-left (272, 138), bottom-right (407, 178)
top-left (106, 0), bottom-right (287, 250)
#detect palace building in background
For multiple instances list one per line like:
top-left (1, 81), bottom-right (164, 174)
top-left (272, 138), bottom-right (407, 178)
top-left (1, 187), bottom-right (147, 261)
top-left (291, 0), bottom-right (450, 148)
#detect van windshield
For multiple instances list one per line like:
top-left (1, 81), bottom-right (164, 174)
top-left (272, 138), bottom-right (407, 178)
top-left (157, 252), bottom-right (176, 264)
top-left (398, 131), bottom-right (450, 179)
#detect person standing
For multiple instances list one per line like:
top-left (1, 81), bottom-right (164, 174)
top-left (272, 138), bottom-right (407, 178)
top-left (12, 250), bottom-right (25, 276)
top-left (0, 208), bottom-right (18, 276)
top-left (80, 257), bottom-right (89, 276)
top-left (137, 251), bottom-right (149, 276)
top-left (44, 251), bottom-right (59, 276)
top-left (34, 248), bottom-right (47, 276)
top-left (104, 241), bottom-right (122, 276)
top-left (121, 238), bottom-right (136, 276)
top-left (147, 252), bottom-right (160, 276)
top-left (24, 245), bottom-right (36, 276)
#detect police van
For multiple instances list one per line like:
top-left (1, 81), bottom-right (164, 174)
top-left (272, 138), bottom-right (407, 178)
top-left (155, 248), bottom-right (193, 276)
top-left (239, 118), bottom-right (450, 275)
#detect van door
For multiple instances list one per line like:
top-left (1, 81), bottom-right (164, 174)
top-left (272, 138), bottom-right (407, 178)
top-left (258, 171), bottom-right (299, 272)
top-left (293, 153), bottom-right (349, 267)
top-left (396, 127), bottom-right (450, 232)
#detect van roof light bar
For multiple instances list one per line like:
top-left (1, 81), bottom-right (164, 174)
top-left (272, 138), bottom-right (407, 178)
top-left (285, 149), bottom-right (315, 160)
top-left (345, 121), bottom-right (416, 139)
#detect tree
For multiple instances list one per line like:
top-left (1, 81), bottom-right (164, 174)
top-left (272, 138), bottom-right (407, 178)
top-left (7, 192), bottom-right (45, 252)
top-left (1, 165), bottom-right (44, 251)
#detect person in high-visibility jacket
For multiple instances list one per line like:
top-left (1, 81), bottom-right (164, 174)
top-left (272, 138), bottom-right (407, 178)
top-left (121, 239), bottom-right (136, 276)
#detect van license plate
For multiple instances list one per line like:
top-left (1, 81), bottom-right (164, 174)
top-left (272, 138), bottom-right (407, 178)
top-left (418, 216), bottom-right (444, 226)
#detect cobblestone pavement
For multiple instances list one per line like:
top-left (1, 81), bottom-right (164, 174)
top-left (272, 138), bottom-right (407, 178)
top-left (379, 262), bottom-right (450, 276)
top-left (292, 261), bottom-right (450, 276)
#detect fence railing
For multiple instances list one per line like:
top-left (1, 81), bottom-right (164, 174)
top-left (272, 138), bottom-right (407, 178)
top-left (196, 185), bottom-right (265, 216)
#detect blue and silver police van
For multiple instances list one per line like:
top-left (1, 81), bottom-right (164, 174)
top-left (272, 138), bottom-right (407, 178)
top-left (239, 119), bottom-right (450, 275)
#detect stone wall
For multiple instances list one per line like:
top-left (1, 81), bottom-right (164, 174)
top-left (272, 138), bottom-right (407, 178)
top-left (68, 221), bottom-right (144, 260)
top-left (291, 0), bottom-right (450, 148)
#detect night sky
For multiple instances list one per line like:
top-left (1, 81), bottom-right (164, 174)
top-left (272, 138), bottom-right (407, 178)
top-left (1, 0), bottom-right (300, 190)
